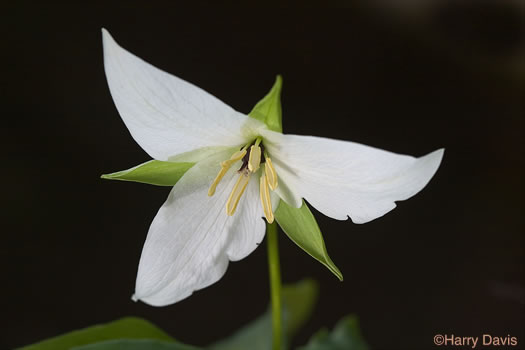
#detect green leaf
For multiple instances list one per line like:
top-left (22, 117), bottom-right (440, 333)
top-left (249, 75), bottom-right (283, 133)
top-left (281, 278), bottom-right (319, 337)
top-left (18, 317), bottom-right (175, 350)
top-left (73, 339), bottom-right (200, 350)
top-left (275, 200), bottom-right (343, 281)
top-left (298, 315), bottom-right (370, 350)
top-left (210, 279), bottom-right (319, 350)
top-left (101, 160), bottom-right (194, 186)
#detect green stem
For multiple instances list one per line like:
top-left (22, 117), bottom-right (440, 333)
top-left (267, 221), bottom-right (282, 350)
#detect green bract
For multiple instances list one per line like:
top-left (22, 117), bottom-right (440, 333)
top-left (275, 200), bottom-right (342, 281)
top-left (248, 75), bottom-right (283, 133)
top-left (101, 161), bottom-right (194, 186)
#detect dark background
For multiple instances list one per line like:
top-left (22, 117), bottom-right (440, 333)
top-left (2, 1), bottom-right (524, 349)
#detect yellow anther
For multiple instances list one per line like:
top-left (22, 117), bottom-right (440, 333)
top-left (220, 150), bottom-right (246, 167)
top-left (248, 145), bottom-right (261, 172)
top-left (264, 157), bottom-right (278, 190)
top-left (226, 173), bottom-right (251, 216)
top-left (259, 173), bottom-right (274, 223)
top-left (208, 167), bottom-right (229, 196)
top-left (208, 149), bottom-right (247, 196)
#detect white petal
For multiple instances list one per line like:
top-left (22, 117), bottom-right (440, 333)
top-left (262, 130), bottom-right (444, 223)
top-left (133, 149), bottom-right (265, 306)
top-left (270, 191), bottom-right (281, 215)
top-left (102, 29), bottom-right (263, 160)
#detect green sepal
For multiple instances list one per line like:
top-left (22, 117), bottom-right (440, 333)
top-left (275, 200), bottom-right (343, 281)
top-left (210, 279), bottom-right (319, 350)
top-left (248, 75), bottom-right (283, 133)
top-left (73, 339), bottom-right (199, 350)
top-left (101, 160), bottom-right (194, 186)
top-left (17, 317), bottom-right (174, 350)
top-left (298, 315), bottom-right (370, 350)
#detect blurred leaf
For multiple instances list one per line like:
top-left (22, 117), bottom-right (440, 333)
top-left (298, 315), bottom-right (369, 350)
top-left (275, 200), bottom-right (343, 281)
top-left (73, 339), bottom-right (199, 350)
top-left (210, 279), bottom-right (319, 350)
top-left (281, 279), bottom-right (319, 337)
top-left (101, 161), bottom-right (194, 186)
top-left (18, 317), bottom-right (174, 350)
top-left (249, 75), bottom-right (283, 133)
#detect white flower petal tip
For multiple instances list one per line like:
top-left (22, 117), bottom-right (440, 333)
top-left (262, 130), bottom-right (444, 224)
top-left (343, 147), bottom-right (444, 224)
top-left (101, 28), bottom-right (113, 42)
top-left (133, 150), bottom-right (265, 306)
top-left (102, 29), bottom-right (263, 161)
top-left (340, 147), bottom-right (445, 224)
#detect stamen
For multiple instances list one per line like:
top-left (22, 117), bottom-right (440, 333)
top-left (221, 150), bottom-right (246, 168)
top-left (226, 173), bottom-right (251, 216)
top-left (259, 173), bottom-right (274, 223)
top-left (208, 149), bottom-right (247, 196)
top-left (264, 157), bottom-right (278, 190)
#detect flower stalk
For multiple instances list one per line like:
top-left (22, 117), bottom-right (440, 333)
top-left (267, 221), bottom-right (282, 350)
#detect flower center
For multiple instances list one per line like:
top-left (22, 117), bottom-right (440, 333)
top-left (208, 138), bottom-right (278, 223)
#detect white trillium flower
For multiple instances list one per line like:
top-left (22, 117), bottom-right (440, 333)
top-left (102, 29), bottom-right (444, 307)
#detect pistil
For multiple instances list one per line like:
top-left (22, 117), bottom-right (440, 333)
top-left (248, 138), bottom-right (262, 172)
